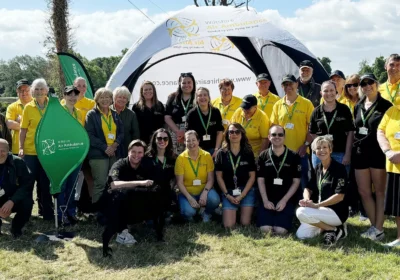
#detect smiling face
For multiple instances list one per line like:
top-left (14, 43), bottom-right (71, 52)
top-left (282, 81), bottom-right (298, 95)
top-left (345, 78), bottom-right (359, 98)
top-left (32, 84), bottom-right (48, 102)
top-left (360, 79), bottom-right (377, 97)
top-left (185, 133), bottom-right (199, 151)
top-left (321, 83), bottom-right (337, 103)
top-left (98, 94), bottom-right (112, 110)
top-left (315, 141), bottom-right (332, 161)
top-left (0, 142), bottom-right (8, 164)
top-left (330, 75), bottom-right (345, 93)
top-left (64, 92), bottom-right (78, 107)
top-left (17, 85), bottom-right (32, 104)
top-left (299, 67), bottom-right (313, 82)
top-left (196, 89), bottom-right (210, 107)
top-left (227, 124), bottom-right (242, 144)
top-left (74, 79), bottom-right (87, 99)
top-left (180, 77), bottom-right (194, 95)
top-left (256, 80), bottom-right (271, 95)
top-left (386, 57), bottom-right (400, 79)
top-left (220, 85), bottom-right (233, 103)
top-left (156, 131), bottom-right (169, 150)
top-left (115, 94), bottom-right (129, 107)
top-left (128, 146), bottom-right (145, 166)
top-left (142, 84), bottom-right (154, 102)
top-left (268, 125), bottom-right (285, 147)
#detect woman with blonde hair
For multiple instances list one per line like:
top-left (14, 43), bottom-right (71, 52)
top-left (343, 74), bottom-right (361, 115)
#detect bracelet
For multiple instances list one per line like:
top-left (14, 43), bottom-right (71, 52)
top-left (384, 149), bottom-right (391, 154)
top-left (223, 192), bottom-right (229, 198)
top-left (204, 187), bottom-right (210, 192)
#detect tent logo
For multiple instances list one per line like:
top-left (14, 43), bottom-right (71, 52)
top-left (42, 139), bottom-right (56, 155)
top-left (166, 17), bottom-right (199, 39)
top-left (210, 36), bottom-right (234, 52)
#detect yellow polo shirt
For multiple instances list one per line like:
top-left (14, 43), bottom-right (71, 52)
top-left (62, 105), bottom-right (85, 126)
top-left (61, 97), bottom-right (95, 121)
top-left (100, 110), bottom-right (117, 146)
top-left (253, 91), bottom-right (280, 118)
top-left (6, 99), bottom-right (31, 154)
top-left (379, 79), bottom-right (400, 106)
top-left (271, 95), bottom-right (314, 152)
top-left (230, 107), bottom-right (269, 158)
top-left (378, 106), bottom-right (400, 174)
top-left (175, 148), bottom-right (214, 195)
top-left (340, 97), bottom-right (357, 116)
top-left (20, 98), bottom-right (48, 155)
top-left (212, 96), bottom-right (242, 130)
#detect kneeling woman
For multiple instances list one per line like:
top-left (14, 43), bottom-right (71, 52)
top-left (215, 123), bottom-right (256, 228)
top-left (296, 136), bottom-right (348, 245)
top-left (175, 130), bottom-right (220, 222)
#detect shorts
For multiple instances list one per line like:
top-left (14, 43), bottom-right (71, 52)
top-left (222, 187), bottom-right (256, 210)
top-left (352, 144), bottom-right (385, 170)
top-left (257, 202), bottom-right (295, 230)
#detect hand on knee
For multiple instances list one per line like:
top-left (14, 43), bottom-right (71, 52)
top-left (273, 227), bottom-right (288, 235)
top-left (260, 226), bottom-right (273, 233)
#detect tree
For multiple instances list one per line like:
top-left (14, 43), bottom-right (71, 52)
top-left (358, 56), bottom-right (387, 83)
top-left (318, 57), bottom-right (332, 75)
top-left (194, 0), bottom-right (250, 8)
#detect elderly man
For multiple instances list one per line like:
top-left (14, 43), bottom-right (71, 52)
top-left (0, 139), bottom-right (33, 237)
top-left (253, 73), bottom-right (280, 118)
top-left (379, 53), bottom-right (400, 105)
top-left (329, 70), bottom-right (347, 103)
top-left (297, 60), bottom-right (321, 107)
top-left (6, 79), bottom-right (33, 155)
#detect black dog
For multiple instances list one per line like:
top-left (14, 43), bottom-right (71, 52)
top-left (101, 184), bottom-right (167, 257)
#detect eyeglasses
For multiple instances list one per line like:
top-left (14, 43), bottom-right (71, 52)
top-left (228, 130), bottom-right (241, 135)
top-left (271, 133), bottom-right (284, 137)
top-left (360, 80), bottom-right (375, 87)
top-left (65, 92), bottom-right (79, 96)
top-left (345, 83), bottom-right (359, 88)
top-left (180, 72), bottom-right (192, 77)
top-left (156, 137), bottom-right (169, 142)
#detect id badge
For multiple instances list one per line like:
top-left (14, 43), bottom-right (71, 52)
top-left (273, 178), bottom-right (283, 185)
top-left (395, 132), bottom-right (400, 140)
top-left (326, 134), bottom-right (333, 140)
top-left (203, 134), bottom-right (211, 141)
top-left (285, 123), bottom-right (294, 129)
top-left (222, 119), bottom-right (230, 125)
top-left (108, 133), bottom-right (115, 140)
top-left (232, 188), bottom-right (242, 196)
top-left (359, 127), bottom-right (368, 135)
top-left (0, 189), bottom-right (4, 197)
top-left (193, 179), bottom-right (201, 186)
top-left (182, 116), bottom-right (187, 122)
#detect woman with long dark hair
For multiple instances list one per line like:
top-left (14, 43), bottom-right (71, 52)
top-left (165, 73), bottom-right (196, 155)
top-left (215, 123), bottom-right (256, 228)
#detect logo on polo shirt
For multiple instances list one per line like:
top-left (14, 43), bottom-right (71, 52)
top-left (297, 165), bottom-right (301, 171)
top-left (338, 178), bottom-right (345, 187)
top-left (240, 161), bottom-right (248, 166)
top-left (335, 117), bottom-right (346, 121)
top-left (111, 169), bottom-right (119, 177)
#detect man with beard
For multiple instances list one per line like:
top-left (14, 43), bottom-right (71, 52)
top-left (379, 54), bottom-right (400, 106)
top-left (297, 60), bottom-right (321, 107)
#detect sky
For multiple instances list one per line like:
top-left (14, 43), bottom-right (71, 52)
top-left (0, 0), bottom-right (399, 75)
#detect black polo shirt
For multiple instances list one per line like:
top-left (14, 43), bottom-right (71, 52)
top-left (257, 146), bottom-right (301, 204)
top-left (309, 101), bottom-right (355, 153)
top-left (186, 106), bottom-right (224, 151)
top-left (215, 148), bottom-right (256, 190)
top-left (132, 101), bottom-right (165, 144)
top-left (165, 94), bottom-right (195, 124)
top-left (109, 157), bottom-right (149, 184)
top-left (308, 159), bottom-right (348, 223)
top-left (141, 155), bottom-right (176, 190)
top-left (353, 94), bottom-right (392, 149)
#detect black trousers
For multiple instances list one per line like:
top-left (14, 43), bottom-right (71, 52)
top-left (0, 196), bottom-right (33, 232)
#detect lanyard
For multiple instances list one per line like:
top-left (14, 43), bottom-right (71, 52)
top-left (155, 156), bottom-right (167, 170)
top-left (197, 106), bottom-right (212, 134)
top-left (299, 86), bottom-right (312, 98)
top-left (318, 171), bottom-right (329, 192)
top-left (188, 156), bottom-right (201, 178)
top-left (241, 116), bottom-right (252, 129)
top-left (269, 147), bottom-right (288, 178)
top-left (219, 103), bottom-right (231, 119)
top-left (361, 102), bottom-right (378, 126)
top-left (386, 83), bottom-right (400, 103)
top-left (228, 152), bottom-right (241, 177)
top-left (63, 105), bottom-right (78, 120)
top-left (35, 100), bottom-right (46, 117)
top-left (181, 97), bottom-right (192, 116)
top-left (322, 109), bottom-right (338, 134)
top-left (283, 102), bottom-right (298, 122)
top-left (19, 103), bottom-right (24, 110)
top-left (101, 113), bottom-right (113, 131)
top-left (258, 95), bottom-right (270, 111)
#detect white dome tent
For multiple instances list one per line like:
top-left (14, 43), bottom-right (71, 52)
top-left (106, 5), bottom-right (328, 106)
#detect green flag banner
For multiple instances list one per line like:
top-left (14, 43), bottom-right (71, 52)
top-left (35, 95), bottom-right (89, 195)
top-left (57, 52), bottom-right (95, 99)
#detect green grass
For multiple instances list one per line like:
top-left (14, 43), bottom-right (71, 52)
top-left (0, 213), bottom-right (400, 279)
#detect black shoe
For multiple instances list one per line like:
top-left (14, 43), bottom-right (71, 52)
top-left (338, 224), bottom-right (347, 239)
top-left (10, 228), bottom-right (22, 239)
top-left (323, 227), bottom-right (343, 246)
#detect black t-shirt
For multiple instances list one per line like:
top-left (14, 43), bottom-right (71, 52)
top-left (353, 94), bottom-right (392, 150)
top-left (165, 93), bottom-right (195, 124)
top-left (140, 155), bottom-right (176, 191)
top-left (257, 147), bottom-right (301, 204)
top-left (309, 101), bottom-right (355, 153)
top-left (309, 159), bottom-right (348, 223)
top-left (186, 106), bottom-right (224, 151)
top-left (215, 148), bottom-right (256, 191)
top-left (132, 101), bottom-right (165, 144)
top-left (109, 157), bottom-right (150, 184)
top-left (298, 78), bottom-right (321, 108)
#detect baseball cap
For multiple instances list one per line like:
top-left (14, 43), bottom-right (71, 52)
top-left (256, 73), bottom-right (271, 82)
top-left (329, 70), bottom-right (345, 80)
top-left (281, 74), bottom-right (297, 84)
top-left (299, 60), bottom-right (314, 69)
top-left (360, 73), bottom-right (378, 83)
top-left (16, 79), bottom-right (30, 89)
top-left (64, 85), bottom-right (80, 95)
top-left (240, 95), bottom-right (257, 110)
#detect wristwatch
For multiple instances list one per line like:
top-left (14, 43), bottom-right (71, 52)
top-left (223, 192), bottom-right (229, 198)
top-left (204, 188), bottom-right (210, 192)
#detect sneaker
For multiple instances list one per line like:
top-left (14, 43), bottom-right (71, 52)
top-left (361, 226), bottom-right (385, 241)
top-left (323, 227), bottom-right (343, 246)
top-left (384, 239), bottom-right (400, 248)
top-left (338, 223), bottom-right (348, 239)
top-left (202, 212), bottom-right (211, 223)
top-left (116, 229), bottom-right (137, 245)
top-left (359, 213), bottom-right (368, 222)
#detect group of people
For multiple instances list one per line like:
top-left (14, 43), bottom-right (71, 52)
top-left (0, 53), bottom-right (400, 248)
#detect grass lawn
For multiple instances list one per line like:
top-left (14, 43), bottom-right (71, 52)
top-left (0, 212), bottom-right (400, 280)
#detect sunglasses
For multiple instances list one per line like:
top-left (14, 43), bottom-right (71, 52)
top-left (65, 91), bottom-right (79, 96)
top-left (271, 133), bottom-right (284, 137)
top-left (360, 80), bottom-right (375, 87)
top-left (180, 72), bottom-right (192, 77)
top-left (345, 83), bottom-right (359, 88)
top-left (156, 137), bottom-right (169, 142)
top-left (228, 130), bottom-right (241, 135)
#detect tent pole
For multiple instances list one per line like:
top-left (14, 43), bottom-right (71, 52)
top-left (54, 197), bottom-right (58, 230)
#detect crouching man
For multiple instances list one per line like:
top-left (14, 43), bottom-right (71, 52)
top-left (0, 139), bottom-right (33, 237)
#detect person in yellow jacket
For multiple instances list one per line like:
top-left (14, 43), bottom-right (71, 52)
top-left (253, 73), bottom-right (280, 118)
top-left (379, 54), bottom-right (400, 106)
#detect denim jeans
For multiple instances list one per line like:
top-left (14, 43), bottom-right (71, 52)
top-left (311, 152), bottom-right (350, 174)
top-left (57, 164), bottom-right (82, 219)
top-left (178, 188), bottom-right (220, 220)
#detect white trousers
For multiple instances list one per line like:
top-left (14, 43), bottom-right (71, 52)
top-left (296, 207), bottom-right (342, 239)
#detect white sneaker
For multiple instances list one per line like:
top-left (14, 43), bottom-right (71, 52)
top-left (116, 229), bottom-right (137, 245)
top-left (384, 239), bottom-right (400, 248)
top-left (361, 226), bottom-right (384, 241)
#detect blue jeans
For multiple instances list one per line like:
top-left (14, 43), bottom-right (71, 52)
top-left (221, 187), bottom-right (256, 210)
top-left (178, 189), bottom-right (220, 220)
top-left (300, 155), bottom-right (309, 189)
top-left (57, 164), bottom-right (82, 219)
top-left (312, 152), bottom-right (350, 174)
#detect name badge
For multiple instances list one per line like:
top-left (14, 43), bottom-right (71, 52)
top-left (395, 132), bottom-right (400, 140)
top-left (232, 188), bottom-right (242, 196)
top-left (0, 189), bottom-right (4, 197)
top-left (182, 116), bottom-right (187, 122)
top-left (359, 127), bottom-right (368, 135)
top-left (203, 135), bottom-right (211, 141)
top-left (222, 119), bottom-right (230, 125)
top-left (326, 134), bottom-right (333, 140)
top-left (193, 179), bottom-right (201, 186)
top-left (108, 133), bottom-right (115, 140)
top-left (285, 123), bottom-right (294, 129)
top-left (273, 178), bottom-right (283, 185)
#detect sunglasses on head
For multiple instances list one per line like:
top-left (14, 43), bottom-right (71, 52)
top-left (345, 83), bottom-right (359, 88)
top-left (360, 80), bottom-right (375, 87)
top-left (180, 72), bottom-right (192, 77)
top-left (156, 137), bottom-right (169, 142)
top-left (271, 133), bottom-right (284, 137)
top-left (228, 130), bottom-right (241, 135)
